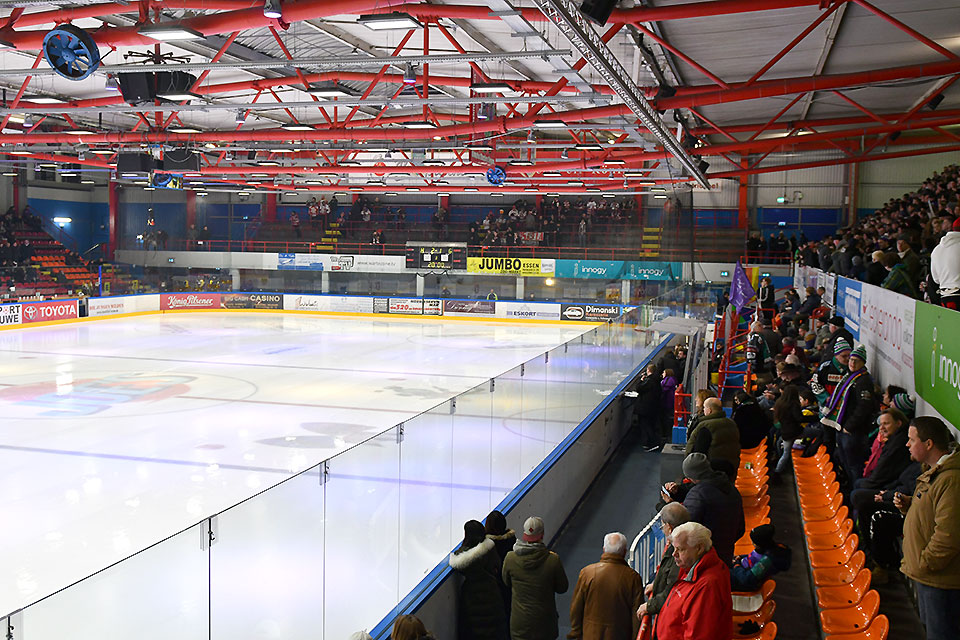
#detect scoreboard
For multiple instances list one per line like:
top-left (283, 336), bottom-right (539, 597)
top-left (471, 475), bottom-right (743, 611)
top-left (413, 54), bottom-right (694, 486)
top-left (405, 242), bottom-right (468, 270)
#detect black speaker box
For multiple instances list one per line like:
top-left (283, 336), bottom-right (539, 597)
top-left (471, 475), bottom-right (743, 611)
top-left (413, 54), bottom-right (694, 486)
top-left (155, 71), bottom-right (199, 96)
top-left (579, 0), bottom-right (617, 26)
top-left (117, 152), bottom-right (155, 174)
top-left (161, 148), bottom-right (200, 172)
top-left (119, 73), bottom-right (155, 104)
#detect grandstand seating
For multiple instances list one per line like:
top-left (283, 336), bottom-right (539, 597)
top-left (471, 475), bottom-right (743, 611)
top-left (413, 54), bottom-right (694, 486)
top-left (0, 220), bottom-right (99, 300)
top-left (793, 446), bottom-right (890, 640)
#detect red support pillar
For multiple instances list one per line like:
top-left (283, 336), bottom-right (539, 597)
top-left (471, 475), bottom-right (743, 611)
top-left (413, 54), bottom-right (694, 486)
top-left (440, 194), bottom-right (449, 211)
top-left (738, 157), bottom-right (749, 228)
top-left (265, 192), bottom-right (277, 222)
top-left (108, 181), bottom-right (118, 259)
top-left (186, 189), bottom-right (197, 234)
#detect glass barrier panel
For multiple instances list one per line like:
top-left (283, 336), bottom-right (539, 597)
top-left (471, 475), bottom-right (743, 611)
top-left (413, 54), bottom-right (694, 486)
top-left (323, 429), bottom-right (401, 639)
top-left (449, 382), bottom-right (495, 527)
top-left (543, 343), bottom-right (586, 442)
top-left (22, 523), bottom-right (208, 640)
top-left (398, 404), bottom-right (454, 599)
top-left (488, 365), bottom-right (524, 505)
top-left (518, 353), bottom-right (548, 477)
top-left (211, 467), bottom-right (325, 640)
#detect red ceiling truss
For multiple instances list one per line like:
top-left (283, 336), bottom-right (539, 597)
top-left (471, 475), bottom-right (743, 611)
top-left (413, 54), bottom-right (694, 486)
top-left (0, 0), bottom-right (956, 194)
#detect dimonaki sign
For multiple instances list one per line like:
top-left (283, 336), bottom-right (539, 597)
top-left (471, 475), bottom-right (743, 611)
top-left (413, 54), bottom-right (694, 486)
top-left (915, 302), bottom-right (960, 427)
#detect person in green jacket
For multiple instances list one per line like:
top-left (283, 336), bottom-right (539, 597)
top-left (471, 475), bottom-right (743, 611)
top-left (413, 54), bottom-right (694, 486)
top-left (636, 502), bottom-right (690, 621)
top-left (880, 252), bottom-right (919, 299)
top-left (684, 397), bottom-right (741, 480)
top-left (502, 516), bottom-right (569, 640)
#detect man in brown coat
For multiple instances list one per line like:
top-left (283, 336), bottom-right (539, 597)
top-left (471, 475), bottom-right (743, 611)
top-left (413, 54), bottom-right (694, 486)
top-left (568, 532), bottom-right (644, 640)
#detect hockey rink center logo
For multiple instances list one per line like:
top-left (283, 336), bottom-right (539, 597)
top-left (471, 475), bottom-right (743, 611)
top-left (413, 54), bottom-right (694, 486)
top-left (3, 373), bottom-right (196, 417)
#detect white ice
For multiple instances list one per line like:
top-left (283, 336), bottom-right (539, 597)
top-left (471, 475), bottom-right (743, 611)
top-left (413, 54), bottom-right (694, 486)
top-left (0, 312), bottom-right (650, 638)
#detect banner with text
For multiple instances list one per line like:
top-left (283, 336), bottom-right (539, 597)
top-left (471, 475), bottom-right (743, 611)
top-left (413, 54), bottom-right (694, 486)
top-left (278, 253), bottom-right (405, 273)
top-left (284, 295), bottom-right (373, 313)
top-left (0, 303), bottom-right (21, 326)
top-left (220, 293), bottom-right (283, 310)
top-left (560, 303), bottom-right (622, 322)
top-left (466, 257), bottom-right (555, 277)
top-left (161, 293), bottom-right (221, 311)
top-left (835, 277), bottom-right (863, 340)
top-left (856, 281), bottom-right (916, 395)
top-left (914, 302), bottom-right (960, 428)
top-left (21, 300), bottom-right (79, 324)
top-left (443, 299), bottom-right (496, 316)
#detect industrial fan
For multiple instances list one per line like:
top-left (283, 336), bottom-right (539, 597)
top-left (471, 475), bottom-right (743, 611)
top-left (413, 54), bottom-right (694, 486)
top-left (43, 24), bottom-right (101, 80)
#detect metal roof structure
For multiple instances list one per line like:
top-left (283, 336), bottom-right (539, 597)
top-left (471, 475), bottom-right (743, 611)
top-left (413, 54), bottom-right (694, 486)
top-left (0, 0), bottom-right (958, 194)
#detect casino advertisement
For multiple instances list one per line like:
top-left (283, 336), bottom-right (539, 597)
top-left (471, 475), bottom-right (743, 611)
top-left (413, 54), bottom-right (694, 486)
top-left (220, 293), bottom-right (283, 310)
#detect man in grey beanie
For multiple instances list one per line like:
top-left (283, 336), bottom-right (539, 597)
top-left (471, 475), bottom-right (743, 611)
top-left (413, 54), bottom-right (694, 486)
top-left (665, 453), bottom-right (745, 566)
top-left (502, 516), bottom-right (569, 640)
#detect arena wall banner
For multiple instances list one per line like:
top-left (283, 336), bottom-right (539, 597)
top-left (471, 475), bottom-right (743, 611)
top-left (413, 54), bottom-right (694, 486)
top-left (622, 261), bottom-right (684, 281)
top-left (817, 272), bottom-right (837, 308)
top-left (278, 253), bottom-right (404, 273)
top-left (87, 294), bottom-right (161, 317)
top-left (442, 299), bottom-right (496, 316)
top-left (21, 300), bottom-right (79, 323)
top-left (856, 281), bottom-right (916, 396)
top-left (283, 294), bottom-right (373, 313)
top-left (220, 293), bottom-right (283, 310)
top-left (0, 303), bottom-right (22, 326)
top-left (560, 303), bottom-right (622, 322)
top-left (835, 277), bottom-right (863, 340)
top-left (423, 299), bottom-right (443, 316)
top-left (914, 302), bottom-right (960, 428)
top-left (554, 260), bottom-right (625, 279)
top-left (466, 257), bottom-right (555, 277)
top-left (497, 301), bottom-right (562, 320)
top-left (160, 293), bottom-right (221, 310)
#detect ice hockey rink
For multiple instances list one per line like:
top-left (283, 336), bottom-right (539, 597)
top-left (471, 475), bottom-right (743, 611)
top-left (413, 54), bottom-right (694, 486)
top-left (0, 311), bottom-right (651, 638)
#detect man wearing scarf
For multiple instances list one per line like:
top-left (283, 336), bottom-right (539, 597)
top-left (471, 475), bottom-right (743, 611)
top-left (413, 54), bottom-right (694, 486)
top-left (821, 345), bottom-right (880, 484)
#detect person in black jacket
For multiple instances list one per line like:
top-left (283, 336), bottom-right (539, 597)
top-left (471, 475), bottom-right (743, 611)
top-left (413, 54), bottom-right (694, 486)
top-left (758, 277), bottom-right (776, 322)
top-left (668, 453), bottom-right (745, 566)
top-left (822, 345), bottom-right (880, 485)
top-left (855, 408), bottom-right (912, 491)
top-left (732, 391), bottom-right (772, 450)
top-left (449, 520), bottom-right (510, 640)
top-left (634, 363), bottom-right (663, 452)
top-left (484, 510), bottom-right (516, 621)
top-left (821, 316), bottom-right (855, 364)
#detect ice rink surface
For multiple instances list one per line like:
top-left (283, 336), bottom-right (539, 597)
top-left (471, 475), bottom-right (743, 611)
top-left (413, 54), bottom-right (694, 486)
top-left (0, 312), bottom-right (595, 627)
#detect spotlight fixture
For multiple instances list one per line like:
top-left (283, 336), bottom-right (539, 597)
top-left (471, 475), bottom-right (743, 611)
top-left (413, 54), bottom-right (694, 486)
top-left (235, 110), bottom-right (245, 124)
top-left (263, 0), bottom-right (282, 19)
top-left (561, 149), bottom-right (569, 159)
top-left (698, 160), bottom-right (710, 174)
top-left (403, 63), bottom-right (417, 85)
top-left (138, 24), bottom-right (204, 41)
top-left (357, 12), bottom-right (423, 30)
top-left (105, 74), bottom-right (119, 91)
top-left (22, 115), bottom-right (32, 128)
top-left (470, 82), bottom-right (513, 94)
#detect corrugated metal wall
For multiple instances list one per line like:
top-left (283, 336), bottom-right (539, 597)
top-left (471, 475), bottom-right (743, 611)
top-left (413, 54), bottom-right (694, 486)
top-left (857, 148), bottom-right (960, 209)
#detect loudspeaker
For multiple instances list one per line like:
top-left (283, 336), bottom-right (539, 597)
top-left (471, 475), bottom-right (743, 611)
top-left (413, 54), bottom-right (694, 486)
top-left (155, 71), bottom-right (199, 97)
top-left (119, 72), bottom-right (155, 104)
top-left (117, 152), bottom-right (155, 174)
top-left (579, 0), bottom-right (617, 26)
top-left (928, 93), bottom-right (945, 110)
top-left (161, 148), bottom-right (200, 172)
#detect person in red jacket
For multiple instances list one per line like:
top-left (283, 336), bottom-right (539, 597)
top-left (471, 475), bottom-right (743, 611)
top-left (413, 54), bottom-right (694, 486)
top-left (655, 522), bottom-right (733, 640)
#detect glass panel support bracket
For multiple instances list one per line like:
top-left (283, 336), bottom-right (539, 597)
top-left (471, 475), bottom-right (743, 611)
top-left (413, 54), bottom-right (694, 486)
top-left (201, 516), bottom-right (219, 551)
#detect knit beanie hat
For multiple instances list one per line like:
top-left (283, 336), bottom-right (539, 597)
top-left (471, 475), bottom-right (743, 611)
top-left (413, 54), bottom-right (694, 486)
top-left (829, 316), bottom-right (845, 328)
top-left (682, 453), bottom-right (713, 481)
top-left (750, 524), bottom-right (777, 552)
top-left (892, 393), bottom-right (916, 418)
top-left (833, 338), bottom-right (852, 356)
top-left (522, 516), bottom-right (544, 542)
top-left (850, 345), bottom-right (867, 362)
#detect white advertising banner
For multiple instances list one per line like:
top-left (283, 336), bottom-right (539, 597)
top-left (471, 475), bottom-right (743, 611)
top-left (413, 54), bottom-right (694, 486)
top-left (0, 303), bottom-right (21, 326)
top-left (856, 281), bottom-right (917, 395)
top-left (283, 294), bottom-right (373, 313)
top-left (278, 253), bottom-right (405, 273)
top-left (497, 301), bottom-right (563, 321)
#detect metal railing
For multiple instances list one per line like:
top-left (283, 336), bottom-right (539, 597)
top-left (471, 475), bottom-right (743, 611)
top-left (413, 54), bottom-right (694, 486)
top-left (628, 512), bottom-right (665, 585)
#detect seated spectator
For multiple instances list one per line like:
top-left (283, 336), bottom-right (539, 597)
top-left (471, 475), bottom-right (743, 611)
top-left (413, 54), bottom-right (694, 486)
top-left (880, 252), bottom-right (919, 298)
top-left (857, 408), bottom-right (912, 491)
top-left (637, 503), bottom-right (689, 621)
top-left (669, 453), bottom-right (745, 566)
top-left (684, 397), bottom-right (741, 479)
top-left (730, 524), bottom-right (792, 592)
top-left (732, 391), bottom-right (772, 450)
top-left (568, 532), bottom-right (643, 640)
top-left (392, 614), bottom-right (435, 640)
top-left (654, 522), bottom-right (733, 640)
top-left (686, 389), bottom-right (718, 440)
top-left (502, 516), bottom-right (569, 640)
top-left (449, 520), bottom-right (509, 640)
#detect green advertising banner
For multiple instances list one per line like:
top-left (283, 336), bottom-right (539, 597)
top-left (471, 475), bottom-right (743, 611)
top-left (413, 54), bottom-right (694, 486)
top-left (915, 302), bottom-right (960, 428)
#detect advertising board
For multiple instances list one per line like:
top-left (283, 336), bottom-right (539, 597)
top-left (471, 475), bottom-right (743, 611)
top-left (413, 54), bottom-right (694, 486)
top-left (915, 301), bottom-right (960, 429)
top-left (0, 303), bottom-right (21, 326)
top-left (443, 299), bottom-right (496, 315)
top-left (88, 297), bottom-right (130, 317)
top-left (466, 257), bottom-right (555, 277)
top-left (161, 293), bottom-right (221, 310)
top-left (278, 253), bottom-right (404, 273)
top-left (498, 301), bottom-right (562, 320)
top-left (857, 282), bottom-right (916, 394)
top-left (835, 277), bottom-right (862, 340)
top-left (21, 300), bottom-right (79, 324)
top-left (220, 293), bottom-right (283, 310)
top-left (423, 299), bottom-right (443, 316)
top-left (560, 303), bottom-right (621, 322)
top-left (388, 298), bottom-right (424, 315)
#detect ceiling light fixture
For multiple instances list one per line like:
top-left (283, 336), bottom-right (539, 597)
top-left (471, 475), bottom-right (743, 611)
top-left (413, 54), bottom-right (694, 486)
top-left (403, 63), bottom-right (418, 85)
top-left (157, 91), bottom-right (199, 101)
top-left (282, 124), bottom-right (314, 131)
top-left (470, 82), bottom-right (513, 93)
top-left (358, 12), bottom-right (423, 30)
top-left (105, 74), bottom-right (119, 91)
top-left (510, 159), bottom-right (534, 166)
top-left (402, 121), bottom-right (436, 129)
top-left (534, 120), bottom-right (566, 129)
top-left (138, 24), bottom-right (204, 41)
top-left (307, 84), bottom-right (357, 98)
top-left (263, 0), bottom-right (282, 19)
top-left (575, 143), bottom-right (603, 151)
top-left (170, 127), bottom-right (201, 134)
top-left (235, 110), bottom-right (245, 124)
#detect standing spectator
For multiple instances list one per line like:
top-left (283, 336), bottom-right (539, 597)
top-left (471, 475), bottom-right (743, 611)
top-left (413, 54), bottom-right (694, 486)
top-left (307, 197), bottom-right (320, 228)
top-left (187, 223), bottom-right (198, 250)
top-left (896, 234), bottom-right (922, 283)
top-left (290, 211), bottom-right (301, 239)
top-left (578, 216), bottom-right (587, 248)
top-left (880, 252), bottom-right (919, 298)
top-left (773, 386), bottom-right (805, 474)
top-left (899, 417), bottom-right (960, 640)
top-left (822, 316), bottom-right (854, 364)
top-left (732, 391), bottom-right (772, 450)
top-left (684, 397), bottom-right (741, 480)
top-left (636, 503), bottom-right (689, 622)
top-left (673, 453), bottom-right (745, 566)
top-left (567, 532), bottom-right (644, 640)
top-left (821, 345), bottom-right (879, 485)
top-left (930, 218), bottom-right (960, 310)
top-left (686, 389), bottom-right (717, 441)
top-left (865, 250), bottom-right (888, 286)
top-left (745, 321), bottom-right (772, 376)
top-left (654, 522), bottom-right (733, 640)
top-left (635, 363), bottom-right (662, 452)
top-left (484, 510), bottom-right (516, 620)
top-left (449, 520), bottom-right (509, 640)
top-left (502, 516), bottom-right (569, 640)
top-left (757, 277), bottom-right (776, 322)
top-left (812, 338), bottom-right (851, 406)
top-left (198, 225), bottom-right (211, 250)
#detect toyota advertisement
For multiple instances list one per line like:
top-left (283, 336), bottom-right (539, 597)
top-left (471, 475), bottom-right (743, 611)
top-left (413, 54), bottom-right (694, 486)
top-left (21, 300), bottom-right (79, 324)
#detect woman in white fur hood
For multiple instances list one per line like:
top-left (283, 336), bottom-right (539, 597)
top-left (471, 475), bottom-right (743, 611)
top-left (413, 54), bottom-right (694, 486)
top-left (449, 519), bottom-right (510, 640)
